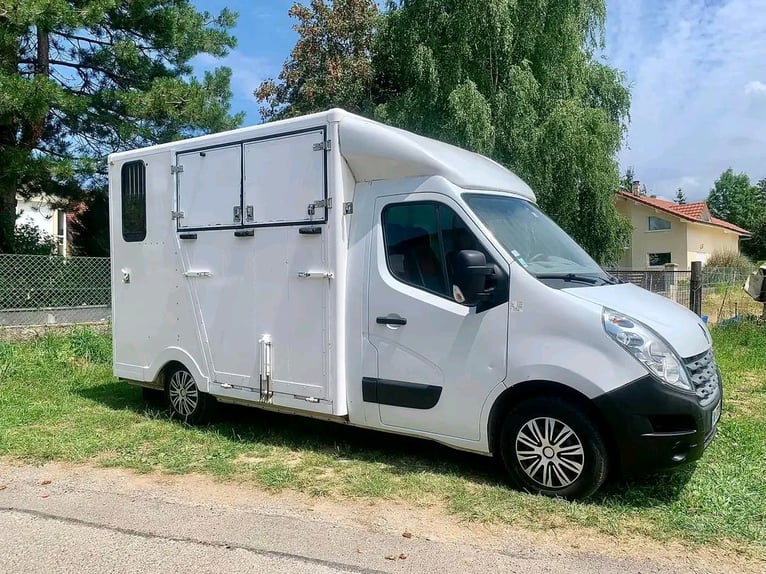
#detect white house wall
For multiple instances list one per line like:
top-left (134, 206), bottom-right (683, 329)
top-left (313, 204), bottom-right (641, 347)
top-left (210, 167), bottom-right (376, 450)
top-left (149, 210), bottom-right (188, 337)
top-left (15, 197), bottom-right (67, 255)
top-left (685, 223), bottom-right (741, 266)
top-left (615, 198), bottom-right (689, 269)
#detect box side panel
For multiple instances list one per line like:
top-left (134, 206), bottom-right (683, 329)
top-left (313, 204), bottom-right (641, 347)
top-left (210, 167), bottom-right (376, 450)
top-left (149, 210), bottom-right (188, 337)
top-left (109, 150), bottom-right (210, 387)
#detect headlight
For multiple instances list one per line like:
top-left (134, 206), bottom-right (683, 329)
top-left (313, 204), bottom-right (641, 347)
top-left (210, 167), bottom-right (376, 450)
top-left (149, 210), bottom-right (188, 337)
top-left (602, 308), bottom-right (693, 392)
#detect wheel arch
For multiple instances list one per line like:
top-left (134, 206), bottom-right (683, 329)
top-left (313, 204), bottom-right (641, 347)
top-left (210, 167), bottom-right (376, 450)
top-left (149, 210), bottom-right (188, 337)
top-left (487, 380), bottom-right (616, 467)
top-left (157, 360), bottom-right (190, 390)
top-left (147, 347), bottom-right (209, 392)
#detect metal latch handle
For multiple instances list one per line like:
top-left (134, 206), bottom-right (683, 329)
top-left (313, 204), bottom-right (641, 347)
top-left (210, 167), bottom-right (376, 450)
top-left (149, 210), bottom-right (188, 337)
top-left (297, 272), bottom-right (333, 279)
top-left (259, 335), bottom-right (273, 402)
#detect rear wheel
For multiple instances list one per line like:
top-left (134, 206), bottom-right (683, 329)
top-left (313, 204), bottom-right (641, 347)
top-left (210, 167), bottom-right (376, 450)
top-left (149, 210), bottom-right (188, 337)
top-left (165, 367), bottom-right (215, 424)
top-left (498, 397), bottom-right (608, 499)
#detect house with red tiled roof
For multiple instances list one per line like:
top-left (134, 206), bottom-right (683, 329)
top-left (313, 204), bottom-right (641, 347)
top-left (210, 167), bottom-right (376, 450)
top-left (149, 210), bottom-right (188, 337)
top-left (614, 182), bottom-right (750, 270)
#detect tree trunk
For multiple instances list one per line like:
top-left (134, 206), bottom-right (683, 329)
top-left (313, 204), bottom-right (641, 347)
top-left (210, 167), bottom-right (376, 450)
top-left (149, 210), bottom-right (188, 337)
top-left (21, 25), bottom-right (49, 148)
top-left (0, 25), bottom-right (52, 252)
top-left (37, 26), bottom-right (48, 73)
top-left (0, 185), bottom-right (16, 253)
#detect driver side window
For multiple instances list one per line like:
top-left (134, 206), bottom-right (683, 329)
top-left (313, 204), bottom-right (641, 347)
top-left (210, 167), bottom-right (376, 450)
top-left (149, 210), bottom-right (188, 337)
top-left (382, 201), bottom-right (488, 301)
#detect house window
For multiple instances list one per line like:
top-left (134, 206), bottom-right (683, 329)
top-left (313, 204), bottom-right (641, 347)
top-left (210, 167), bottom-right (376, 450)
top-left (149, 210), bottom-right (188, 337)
top-left (648, 252), bottom-right (672, 267)
top-left (55, 210), bottom-right (66, 255)
top-left (648, 216), bottom-right (671, 231)
top-left (121, 161), bottom-right (146, 242)
top-left (56, 210), bottom-right (65, 237)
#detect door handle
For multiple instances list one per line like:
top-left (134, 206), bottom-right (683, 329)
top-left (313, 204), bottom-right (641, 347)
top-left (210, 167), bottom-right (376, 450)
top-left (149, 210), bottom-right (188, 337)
top-left (376, 316), bottom-right (407, 326)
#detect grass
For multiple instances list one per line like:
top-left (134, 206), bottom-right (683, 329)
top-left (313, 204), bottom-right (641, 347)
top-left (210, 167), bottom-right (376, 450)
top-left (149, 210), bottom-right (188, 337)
top-left (1, 324), bottom-right (765, 558)
top-left (702, 288), bottom-right (763, 324)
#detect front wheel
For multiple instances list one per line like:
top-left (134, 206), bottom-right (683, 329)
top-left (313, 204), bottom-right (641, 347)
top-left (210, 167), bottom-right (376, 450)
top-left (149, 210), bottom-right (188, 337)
top-left (498, 397), bottom-right (608, 499)
top-left (165, 367), bottom-right (215, 424)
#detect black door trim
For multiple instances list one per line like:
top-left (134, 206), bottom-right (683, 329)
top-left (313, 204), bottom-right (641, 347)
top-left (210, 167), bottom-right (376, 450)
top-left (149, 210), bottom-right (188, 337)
top-left (362, 377), bottom-right (442, 409)
top-left (376, 316), bottom-right (407, 326)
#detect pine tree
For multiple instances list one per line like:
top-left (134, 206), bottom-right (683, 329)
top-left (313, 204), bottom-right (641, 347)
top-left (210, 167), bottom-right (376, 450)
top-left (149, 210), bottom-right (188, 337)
top-left (0, 1), bottom-right (243, 252)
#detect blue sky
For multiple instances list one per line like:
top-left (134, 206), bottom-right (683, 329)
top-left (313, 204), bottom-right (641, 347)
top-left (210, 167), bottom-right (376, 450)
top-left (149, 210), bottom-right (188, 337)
top-left (192, 0), bottom-right (766, 201)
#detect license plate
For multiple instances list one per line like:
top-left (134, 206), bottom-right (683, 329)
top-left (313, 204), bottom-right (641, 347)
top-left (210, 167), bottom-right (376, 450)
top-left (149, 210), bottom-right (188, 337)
top-left (712, 401), bottom-right (722, 427)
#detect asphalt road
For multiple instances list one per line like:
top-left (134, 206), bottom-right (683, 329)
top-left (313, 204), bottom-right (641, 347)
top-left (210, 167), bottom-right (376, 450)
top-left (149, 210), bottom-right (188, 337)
top-left (0, 463), bottom-right (747, 574)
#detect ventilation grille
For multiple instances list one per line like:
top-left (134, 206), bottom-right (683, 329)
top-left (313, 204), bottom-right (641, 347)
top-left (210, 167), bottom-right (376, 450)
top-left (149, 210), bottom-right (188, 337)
top-left (684, 348), bottom-right (721, 406)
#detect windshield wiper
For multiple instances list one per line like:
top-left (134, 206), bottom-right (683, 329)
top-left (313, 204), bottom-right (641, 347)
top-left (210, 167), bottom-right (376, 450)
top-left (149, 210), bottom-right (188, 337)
top-left (535, 273), bottom-right (602, 285)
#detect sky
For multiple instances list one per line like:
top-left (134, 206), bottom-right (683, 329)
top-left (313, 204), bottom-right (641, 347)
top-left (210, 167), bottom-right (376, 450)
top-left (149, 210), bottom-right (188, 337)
top-left (192, 0), bottom-right (766, 202)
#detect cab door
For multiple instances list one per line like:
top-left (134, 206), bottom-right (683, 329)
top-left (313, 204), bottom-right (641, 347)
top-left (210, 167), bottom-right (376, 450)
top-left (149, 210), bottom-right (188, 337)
top-left (365, 193), bottom-right (509, 441)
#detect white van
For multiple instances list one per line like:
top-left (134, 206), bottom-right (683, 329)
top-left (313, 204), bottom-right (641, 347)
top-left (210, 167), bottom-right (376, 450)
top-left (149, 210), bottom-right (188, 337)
top-left (108, 109), bottom-right (722, 499)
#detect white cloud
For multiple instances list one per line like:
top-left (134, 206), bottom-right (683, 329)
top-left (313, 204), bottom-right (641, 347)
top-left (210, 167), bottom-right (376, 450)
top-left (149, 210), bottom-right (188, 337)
top-left (605, 0), bottom-right (766, 201)
top-left (745, 80), bottom-right (766, 96)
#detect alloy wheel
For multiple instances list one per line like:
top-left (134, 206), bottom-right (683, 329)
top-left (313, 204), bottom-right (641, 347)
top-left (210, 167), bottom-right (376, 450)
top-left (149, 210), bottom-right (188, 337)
top-left (515, 416), bottom-right (585, 489)
top-left (168, 370), bottom-right (199, 417)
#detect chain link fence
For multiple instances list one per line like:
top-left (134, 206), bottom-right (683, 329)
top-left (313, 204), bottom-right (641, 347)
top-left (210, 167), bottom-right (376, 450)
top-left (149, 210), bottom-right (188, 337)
top-left (609, 267), bottom-right (760, 324)
top-left (0, 254), bottom-right (111, 326)
top-left (0, 254), bottom-right (760, 328)
top-left (609, 269), bottom-right (693, 308)
top-left (700, 267), bottom-right (762, 324)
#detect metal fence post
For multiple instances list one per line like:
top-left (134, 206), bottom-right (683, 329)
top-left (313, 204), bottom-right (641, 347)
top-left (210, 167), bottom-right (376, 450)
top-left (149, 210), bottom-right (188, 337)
top-left (689, 261), bottom-right (702, 316)
top-left (664, 262), bottom-right (678, 302)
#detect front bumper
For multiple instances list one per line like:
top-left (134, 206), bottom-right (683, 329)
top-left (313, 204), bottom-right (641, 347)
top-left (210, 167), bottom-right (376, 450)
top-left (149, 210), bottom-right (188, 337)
top-left (593, 374), bottom-right (721, 476)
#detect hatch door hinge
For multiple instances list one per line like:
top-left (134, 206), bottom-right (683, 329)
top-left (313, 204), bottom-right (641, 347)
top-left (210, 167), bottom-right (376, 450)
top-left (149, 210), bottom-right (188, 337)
top-left (307, 198), bottom-right (331, 216)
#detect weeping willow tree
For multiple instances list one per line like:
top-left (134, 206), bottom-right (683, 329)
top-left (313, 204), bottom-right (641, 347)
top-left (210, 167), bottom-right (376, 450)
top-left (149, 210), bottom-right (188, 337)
top-left (373, 0), bottom-right (631, 263)
top-left (258, 0), bottom-right (632, 263)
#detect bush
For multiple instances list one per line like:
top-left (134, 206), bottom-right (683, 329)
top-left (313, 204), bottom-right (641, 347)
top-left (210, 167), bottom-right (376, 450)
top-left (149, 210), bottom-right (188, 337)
top-left (705, 250), bottom-right (754, 275)
top-left (13, 222), bottom-right (56, 255)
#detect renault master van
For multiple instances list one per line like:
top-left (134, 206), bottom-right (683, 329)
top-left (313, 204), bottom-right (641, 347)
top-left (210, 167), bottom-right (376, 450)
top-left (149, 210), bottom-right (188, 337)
top-left (109, 109), bottom-right (722, 499)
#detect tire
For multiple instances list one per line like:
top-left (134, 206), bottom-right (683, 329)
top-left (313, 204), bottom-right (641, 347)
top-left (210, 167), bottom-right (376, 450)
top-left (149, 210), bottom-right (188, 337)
top-left (164, 366), bottom-right (216, 424)
top-left (498, 397), bottom-right (608, 500)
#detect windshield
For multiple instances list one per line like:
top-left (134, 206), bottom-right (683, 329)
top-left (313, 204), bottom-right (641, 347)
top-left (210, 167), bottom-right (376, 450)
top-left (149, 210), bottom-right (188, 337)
top-left (463, 193), bottom-right (613, 285)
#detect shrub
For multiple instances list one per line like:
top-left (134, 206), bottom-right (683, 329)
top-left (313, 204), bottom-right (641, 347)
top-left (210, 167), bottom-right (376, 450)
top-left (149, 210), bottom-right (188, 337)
top-left (13, 222), bottom-right (56, 255)
top-left (705, 250), bottom-right (754, 276)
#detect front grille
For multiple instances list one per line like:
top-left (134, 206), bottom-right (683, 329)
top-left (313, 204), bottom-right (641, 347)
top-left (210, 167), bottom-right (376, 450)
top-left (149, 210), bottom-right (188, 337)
top-left (684, 348), bottom-right (721, 406)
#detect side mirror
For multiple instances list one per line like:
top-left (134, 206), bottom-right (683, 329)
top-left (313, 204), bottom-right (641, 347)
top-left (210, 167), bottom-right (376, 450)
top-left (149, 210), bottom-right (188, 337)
top-left (453, 250), bottom-right (494, 306)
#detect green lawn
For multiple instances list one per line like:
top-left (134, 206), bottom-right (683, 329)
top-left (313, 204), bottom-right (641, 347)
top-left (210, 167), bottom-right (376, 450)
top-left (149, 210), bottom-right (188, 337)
top-left (1, 324), bottom-right (764, 558)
